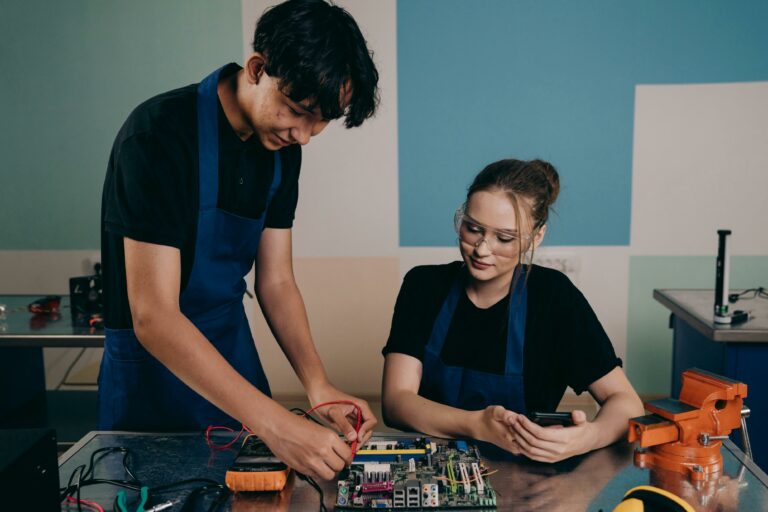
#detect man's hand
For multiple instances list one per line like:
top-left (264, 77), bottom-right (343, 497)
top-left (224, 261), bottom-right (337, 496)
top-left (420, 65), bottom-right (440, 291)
top-left (256, 408), bottom-right (353, 481)
top-left (470, 405), bottom-right (523, 455)
top-left (508, 410), bottom-right (597, 462)
top-left (307, 381), bottom-right (377, 446)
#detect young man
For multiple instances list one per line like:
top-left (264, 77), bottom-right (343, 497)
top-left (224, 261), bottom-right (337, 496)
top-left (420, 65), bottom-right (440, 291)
top-left (99, 0), bottom-right (379, 481)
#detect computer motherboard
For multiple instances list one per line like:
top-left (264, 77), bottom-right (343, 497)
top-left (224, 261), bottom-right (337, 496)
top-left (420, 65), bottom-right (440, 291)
top-left (335, 436), bottom-right (497, 509)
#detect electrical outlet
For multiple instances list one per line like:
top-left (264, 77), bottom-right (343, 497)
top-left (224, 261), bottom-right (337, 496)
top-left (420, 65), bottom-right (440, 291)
top-left (534, 251), bottom-right (580, 285)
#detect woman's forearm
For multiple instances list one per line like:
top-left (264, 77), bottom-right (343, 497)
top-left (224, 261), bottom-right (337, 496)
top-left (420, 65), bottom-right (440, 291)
top-left (587, 391), bottom-right (645, 450)
top-left (383, 389), bottom-right (480, 439)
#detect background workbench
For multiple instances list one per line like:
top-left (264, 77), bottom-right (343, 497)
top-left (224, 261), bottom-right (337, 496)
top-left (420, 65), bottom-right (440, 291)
top-left (1, 295), bottom-right (104, 441)
top-left (655, 289), bottom-right (768, 471)
top-left (58, 431), bottom-right (768, 511)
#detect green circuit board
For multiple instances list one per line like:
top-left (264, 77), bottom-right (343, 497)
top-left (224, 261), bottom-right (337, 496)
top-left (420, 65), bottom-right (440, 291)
top-left (335, 436), bottom-right (496, 509)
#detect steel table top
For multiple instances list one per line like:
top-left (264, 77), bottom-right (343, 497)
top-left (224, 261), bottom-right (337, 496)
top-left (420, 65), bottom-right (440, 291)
top-left (58, 430), bottom-right (768, 511)
top-left (654, 289), bottom-right (768, 343)
top-left (0, 295), bottom-right (104, 347)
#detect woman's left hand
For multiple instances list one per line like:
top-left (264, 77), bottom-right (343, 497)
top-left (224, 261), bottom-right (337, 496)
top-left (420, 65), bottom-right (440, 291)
top-left (507, 410), bottom-right (597, 463)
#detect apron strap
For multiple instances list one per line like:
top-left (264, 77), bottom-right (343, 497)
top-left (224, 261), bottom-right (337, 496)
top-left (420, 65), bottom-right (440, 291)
top-left (505, 265), bottom-right (527, 375)
top-left (423, 269), bottom-right (465, 354)
top-left (424, 265), bottom-right (527, 377)
top-left (197, 66), bottom-right (226, 211)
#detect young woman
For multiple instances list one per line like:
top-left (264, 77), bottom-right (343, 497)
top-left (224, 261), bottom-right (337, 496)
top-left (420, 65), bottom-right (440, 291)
top-left (382, 159), bottom-right (643, 461)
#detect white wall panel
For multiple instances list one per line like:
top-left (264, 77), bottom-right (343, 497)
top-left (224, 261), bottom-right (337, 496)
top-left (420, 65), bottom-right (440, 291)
top-left (631, 82), bottom-right (768, 256)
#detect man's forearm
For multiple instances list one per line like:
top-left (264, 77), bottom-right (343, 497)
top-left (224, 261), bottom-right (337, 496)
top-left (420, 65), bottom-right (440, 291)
top-left (133, 309), bottom-right (287, 434)
top-left (256, 277), bottom-right (329, 393)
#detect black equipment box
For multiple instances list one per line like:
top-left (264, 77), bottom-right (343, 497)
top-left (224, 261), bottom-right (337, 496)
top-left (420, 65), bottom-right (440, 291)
top-left (0, 428), bottom-right (59, 511)
top-left (69, 263), bottom-right (103, 326)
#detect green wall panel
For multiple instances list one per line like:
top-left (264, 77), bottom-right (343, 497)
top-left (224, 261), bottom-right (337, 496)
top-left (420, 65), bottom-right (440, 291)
top-left (627, 255), bottom-right (768, 396)
top-left (0, 0), bottom-right (242, 249)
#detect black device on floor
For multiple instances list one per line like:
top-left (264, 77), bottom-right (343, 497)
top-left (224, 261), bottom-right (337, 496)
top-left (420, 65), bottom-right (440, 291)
top-left (527, 411), bottom-right (574, 426)
top-left (0, 428), bottom-right (59, 511)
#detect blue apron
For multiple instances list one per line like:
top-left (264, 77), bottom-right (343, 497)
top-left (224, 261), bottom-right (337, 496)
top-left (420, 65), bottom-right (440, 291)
top-left (97, 66), bottom-right (278, 431)
top-left (418, 265), bottom-right (527, 457)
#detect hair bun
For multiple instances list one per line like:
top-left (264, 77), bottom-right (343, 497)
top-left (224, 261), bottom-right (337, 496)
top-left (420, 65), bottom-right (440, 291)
top-left (531, 159), bottom-right (560, 207)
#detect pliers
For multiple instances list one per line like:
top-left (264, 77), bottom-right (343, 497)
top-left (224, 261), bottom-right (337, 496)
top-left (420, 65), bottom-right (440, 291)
top-left (116, 486), bottom-right (149, 512)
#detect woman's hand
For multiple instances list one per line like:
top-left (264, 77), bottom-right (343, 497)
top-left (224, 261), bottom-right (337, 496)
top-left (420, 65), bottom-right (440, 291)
top-left (470, 405), bottom-right (524, 454)
top-left (508, 410), bottom-right (598, 462)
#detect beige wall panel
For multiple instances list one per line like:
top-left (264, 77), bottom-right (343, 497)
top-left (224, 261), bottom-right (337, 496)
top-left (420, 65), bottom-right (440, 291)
top-left (245, 257), bottom-right (400, 397)
top-left (242, 0), bottom-right (399, 258)
top-left (0, 250), bottom-right (101, 294)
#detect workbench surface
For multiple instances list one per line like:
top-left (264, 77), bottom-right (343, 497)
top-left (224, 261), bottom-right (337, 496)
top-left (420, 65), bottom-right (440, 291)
top-left (0, 295), bottom-right (104, 347)
top-left (58, 431), bottom-right (768, 511)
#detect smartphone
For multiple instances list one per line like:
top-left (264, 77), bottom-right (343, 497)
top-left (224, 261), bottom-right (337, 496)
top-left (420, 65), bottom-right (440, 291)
top-left (527, 411), bottom-right (574, 427)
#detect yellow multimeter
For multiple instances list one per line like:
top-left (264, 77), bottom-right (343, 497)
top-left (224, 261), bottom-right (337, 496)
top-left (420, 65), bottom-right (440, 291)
top-left (225, 436), bottom-right (291, 492)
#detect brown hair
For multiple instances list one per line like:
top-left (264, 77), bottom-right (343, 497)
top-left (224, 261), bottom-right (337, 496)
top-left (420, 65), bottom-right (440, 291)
top-left (465, 158), bottom-right (560, 286)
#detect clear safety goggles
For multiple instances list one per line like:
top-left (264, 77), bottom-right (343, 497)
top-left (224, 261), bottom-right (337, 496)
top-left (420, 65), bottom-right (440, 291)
top-left (453, 207), bottom-right (532, 257)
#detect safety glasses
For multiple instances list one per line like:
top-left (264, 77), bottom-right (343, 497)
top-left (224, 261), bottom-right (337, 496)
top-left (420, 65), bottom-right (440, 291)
top-left (453, 207), bottom-right (532, 258)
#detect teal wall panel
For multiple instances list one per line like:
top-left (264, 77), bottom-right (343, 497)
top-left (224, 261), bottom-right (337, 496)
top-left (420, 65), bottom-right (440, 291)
top-left (0, 0), bottom-right (242, 249)
top-left (626, 256), bottom-right (768, 396)
top-left (397, 0), bottom-right (768, 247)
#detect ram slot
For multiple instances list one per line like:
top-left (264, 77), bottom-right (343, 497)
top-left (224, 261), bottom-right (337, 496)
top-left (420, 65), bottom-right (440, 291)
top-left (458, 462), bottom-right (471, 495)
top-left (471, 462), bottom-right (484, 495)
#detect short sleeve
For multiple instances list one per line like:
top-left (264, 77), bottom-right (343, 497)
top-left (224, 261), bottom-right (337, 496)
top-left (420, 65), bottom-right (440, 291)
top-left (382, 268), bottom-right (435, 362)
top-left (560, 284), bottom-right (622, 394)
top-left (265, 145), bottom-right (301, 229)
top-left (103, 132), bottom-right (192, 248)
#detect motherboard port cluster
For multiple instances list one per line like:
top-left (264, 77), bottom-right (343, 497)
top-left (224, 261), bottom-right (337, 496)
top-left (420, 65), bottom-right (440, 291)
top-left (335, 437), bottom-right (497, 509)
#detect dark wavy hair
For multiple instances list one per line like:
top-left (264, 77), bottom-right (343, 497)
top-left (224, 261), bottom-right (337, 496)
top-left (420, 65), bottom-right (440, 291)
top-left (252, 0), bottom-right (380, 128)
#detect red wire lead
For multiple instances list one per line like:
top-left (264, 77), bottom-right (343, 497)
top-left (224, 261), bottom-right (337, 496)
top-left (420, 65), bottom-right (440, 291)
top-left (205, 400), bottom-right (364, 454)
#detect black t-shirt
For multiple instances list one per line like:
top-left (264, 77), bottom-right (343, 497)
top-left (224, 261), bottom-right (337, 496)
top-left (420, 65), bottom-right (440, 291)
top-left (382, 262), bottom-right (622, 412)
top-left (101, 63), bottom-right (301, 329)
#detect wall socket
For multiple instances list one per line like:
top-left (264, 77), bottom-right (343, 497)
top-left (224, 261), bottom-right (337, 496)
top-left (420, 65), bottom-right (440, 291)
top-left (533, 251), bottom-right (580, 285)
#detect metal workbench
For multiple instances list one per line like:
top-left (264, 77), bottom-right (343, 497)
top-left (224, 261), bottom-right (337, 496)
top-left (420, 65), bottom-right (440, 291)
top-left (654, 289), bottom-right (768, 343)
top-left (1, 295), bottom-right (104, 429)
top-left (655, 289), bottom-right (768, 471)
top-left (0, 295), bottom-right (104, 348)
top-left (58, 431), bottom-right (768, 511)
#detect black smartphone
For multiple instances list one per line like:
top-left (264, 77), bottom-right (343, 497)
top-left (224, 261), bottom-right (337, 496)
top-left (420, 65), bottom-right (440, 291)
top-left (527, 411), bottom-right (574, 427)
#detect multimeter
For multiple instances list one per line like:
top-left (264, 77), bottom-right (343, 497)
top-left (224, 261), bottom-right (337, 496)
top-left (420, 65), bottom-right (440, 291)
top-left (225, 436), bottom-right (291, 492)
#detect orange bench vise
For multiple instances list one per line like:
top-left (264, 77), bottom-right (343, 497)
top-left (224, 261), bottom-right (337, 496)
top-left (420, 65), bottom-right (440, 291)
top-left (628, 368), bottom-right (752, 481)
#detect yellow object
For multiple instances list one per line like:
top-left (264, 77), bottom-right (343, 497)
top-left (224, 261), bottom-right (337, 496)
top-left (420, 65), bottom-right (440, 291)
top-left (612, 486), bottom-right (695, 512)
top-left (225, 468), bottom-right (290, 492)
top-left (355, 448), bottom-right (426, 455)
